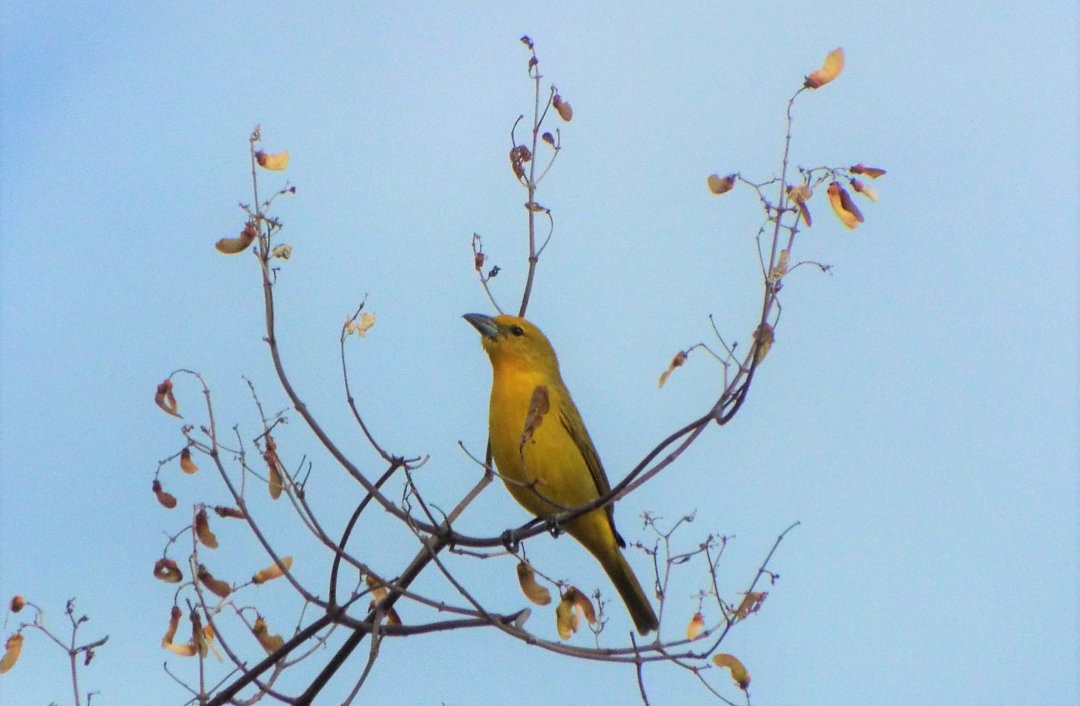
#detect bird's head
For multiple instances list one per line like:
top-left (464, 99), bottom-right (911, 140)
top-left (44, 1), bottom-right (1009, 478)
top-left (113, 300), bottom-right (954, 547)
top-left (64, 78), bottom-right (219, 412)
top-left (463, 313), bottom-right (560, 373)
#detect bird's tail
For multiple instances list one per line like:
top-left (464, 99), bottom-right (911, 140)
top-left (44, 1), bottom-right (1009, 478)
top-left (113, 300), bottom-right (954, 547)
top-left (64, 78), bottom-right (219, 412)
top-left (599, 543), bottom-right (659, 636)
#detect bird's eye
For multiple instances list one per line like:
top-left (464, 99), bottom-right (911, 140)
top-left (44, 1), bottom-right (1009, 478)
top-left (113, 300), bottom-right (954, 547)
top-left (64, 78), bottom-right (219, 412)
top-left (510, 325), bottom-right (525, 337)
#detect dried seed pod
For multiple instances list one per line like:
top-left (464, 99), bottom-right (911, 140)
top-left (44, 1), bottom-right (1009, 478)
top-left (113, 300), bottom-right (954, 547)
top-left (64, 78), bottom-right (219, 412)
top-left (658, 351), bottom-right (688, 389)
top-left (197, 565), bottom-right (231, 598)
top-left (752, 323), bottom-right (774, 363)
top-left (153, 479), bottom-right (177, 509)
top-left (555, 593), bottom-right (579, 639)
top-left (713, 653), bottom-right (751, 691)
top-left (161, 606), bottom-right (182, 646)
top-left (191, 610), bottom-right (208, 657)
top-left (733, 591), bottom-right (768, 621)
top-left (827, 181), bottom-right (863, 229)
top-left (252, 556), bottom-right (293, 585)
top-left (551, 94), bottom-right (573, 121)
top-left (0, 633), bottom-right (23, 674)
top-left (687, 611), bottom-right (705, 640)
top-left (850, 178), bottom-right (879, 202)
top-left (253, 616), bottom-right (285, 652)
top-left (155, 380), bottom-right (181, 417)
top-left (164, 641), bottom-right (197, 657)
top-left (179, 448), bottom-right (198, 474)
top-left (215, 221), bottom-right (258, 254)
top-left (515, 562), bottom-right (552, 606)
top-left (153, 558), bottom-right (183, 584)
top-left (568, 587), bottom-right (596, 624)
top-left (255, 150), bottom-right (289, 171)
top-left (194, 508), bottom-right (218, 549)
top-left (850, 163), bottom-right (886, 178)
top-left (707, 173), bottom-right (735, 195)
top-left (804, 47), bottom-right (844, 89)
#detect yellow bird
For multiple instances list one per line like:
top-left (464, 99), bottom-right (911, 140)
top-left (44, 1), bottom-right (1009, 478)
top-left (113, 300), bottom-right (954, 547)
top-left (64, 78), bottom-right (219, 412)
top-left (464, 313), bottom-right (659, 635)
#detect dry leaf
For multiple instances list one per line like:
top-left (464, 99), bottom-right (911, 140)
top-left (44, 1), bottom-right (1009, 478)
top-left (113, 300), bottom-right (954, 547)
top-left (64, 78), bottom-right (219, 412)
top-left (153, 479), bottom-right (177, 509)
top-left (255, 150), bottom-right (289, 171)
top-left (0, 633), bottom-right (23, 674)
top-left (253, 556), bottom-right (293, 585)
top-left (9, 596), bottom-right (25, 613)
top-left (197, 565), bottom-right (231, 598)
top-left (162, 606), bottom-right (182, 646)
top-left (194, 508), bottom-right (218, 549)
top-left (253, 616), bottom-right (285, 652)
top-left (687, 611), bottom-right (705, 640)
top-left (155, 380), bottom-right (181, 418)
top-left (215, 221), bottom-right (258, 254)
top-left (516, 562), bottom-right (552, 606)
top-left (827, 181), bottom-right (863, 229)
top-left (180, 448), bottom-right (198, 475)
top-left (804, 47), bottom-right (844, 89)
top-left (153, 558), bottom-right (183, 584)
top-left (271, 244), bottom-right (292, 259)
top-left (712, 653), bottom-right (751, 691)
top-left (707, 173), bottom-right (735, 195)
top-left (850, 163), bottom-right (886, 178)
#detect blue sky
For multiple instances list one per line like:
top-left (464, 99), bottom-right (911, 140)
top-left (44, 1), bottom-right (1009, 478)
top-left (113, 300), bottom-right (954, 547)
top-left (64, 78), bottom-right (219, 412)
top-left (2, 3), bottom-right (1077, 705)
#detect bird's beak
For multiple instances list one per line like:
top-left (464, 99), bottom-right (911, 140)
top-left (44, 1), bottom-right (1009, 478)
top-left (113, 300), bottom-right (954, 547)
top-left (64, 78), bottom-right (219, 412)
top-left (463, 313), bottom-right (498, 340)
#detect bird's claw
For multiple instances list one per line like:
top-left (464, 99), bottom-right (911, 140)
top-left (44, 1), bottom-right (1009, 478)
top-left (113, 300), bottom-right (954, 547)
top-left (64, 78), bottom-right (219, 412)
top-left (543, 515), bottom-right (564, 538)
top-left (499, 529), bottom-right (520, 553)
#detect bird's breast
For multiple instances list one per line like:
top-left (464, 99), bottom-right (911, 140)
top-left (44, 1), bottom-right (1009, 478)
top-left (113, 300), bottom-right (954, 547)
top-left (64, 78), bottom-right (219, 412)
top-left (487, 371), bottom-right (598, 517)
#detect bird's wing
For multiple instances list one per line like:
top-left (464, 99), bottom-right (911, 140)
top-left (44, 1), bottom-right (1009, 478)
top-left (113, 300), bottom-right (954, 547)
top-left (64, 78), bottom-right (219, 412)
top-left (557, 400), bottom-right (626, 548)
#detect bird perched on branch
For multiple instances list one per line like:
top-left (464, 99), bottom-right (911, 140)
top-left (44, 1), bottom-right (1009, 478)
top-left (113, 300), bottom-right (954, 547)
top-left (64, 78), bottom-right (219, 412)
top-left (464, 313), bottom-right (659, 635)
